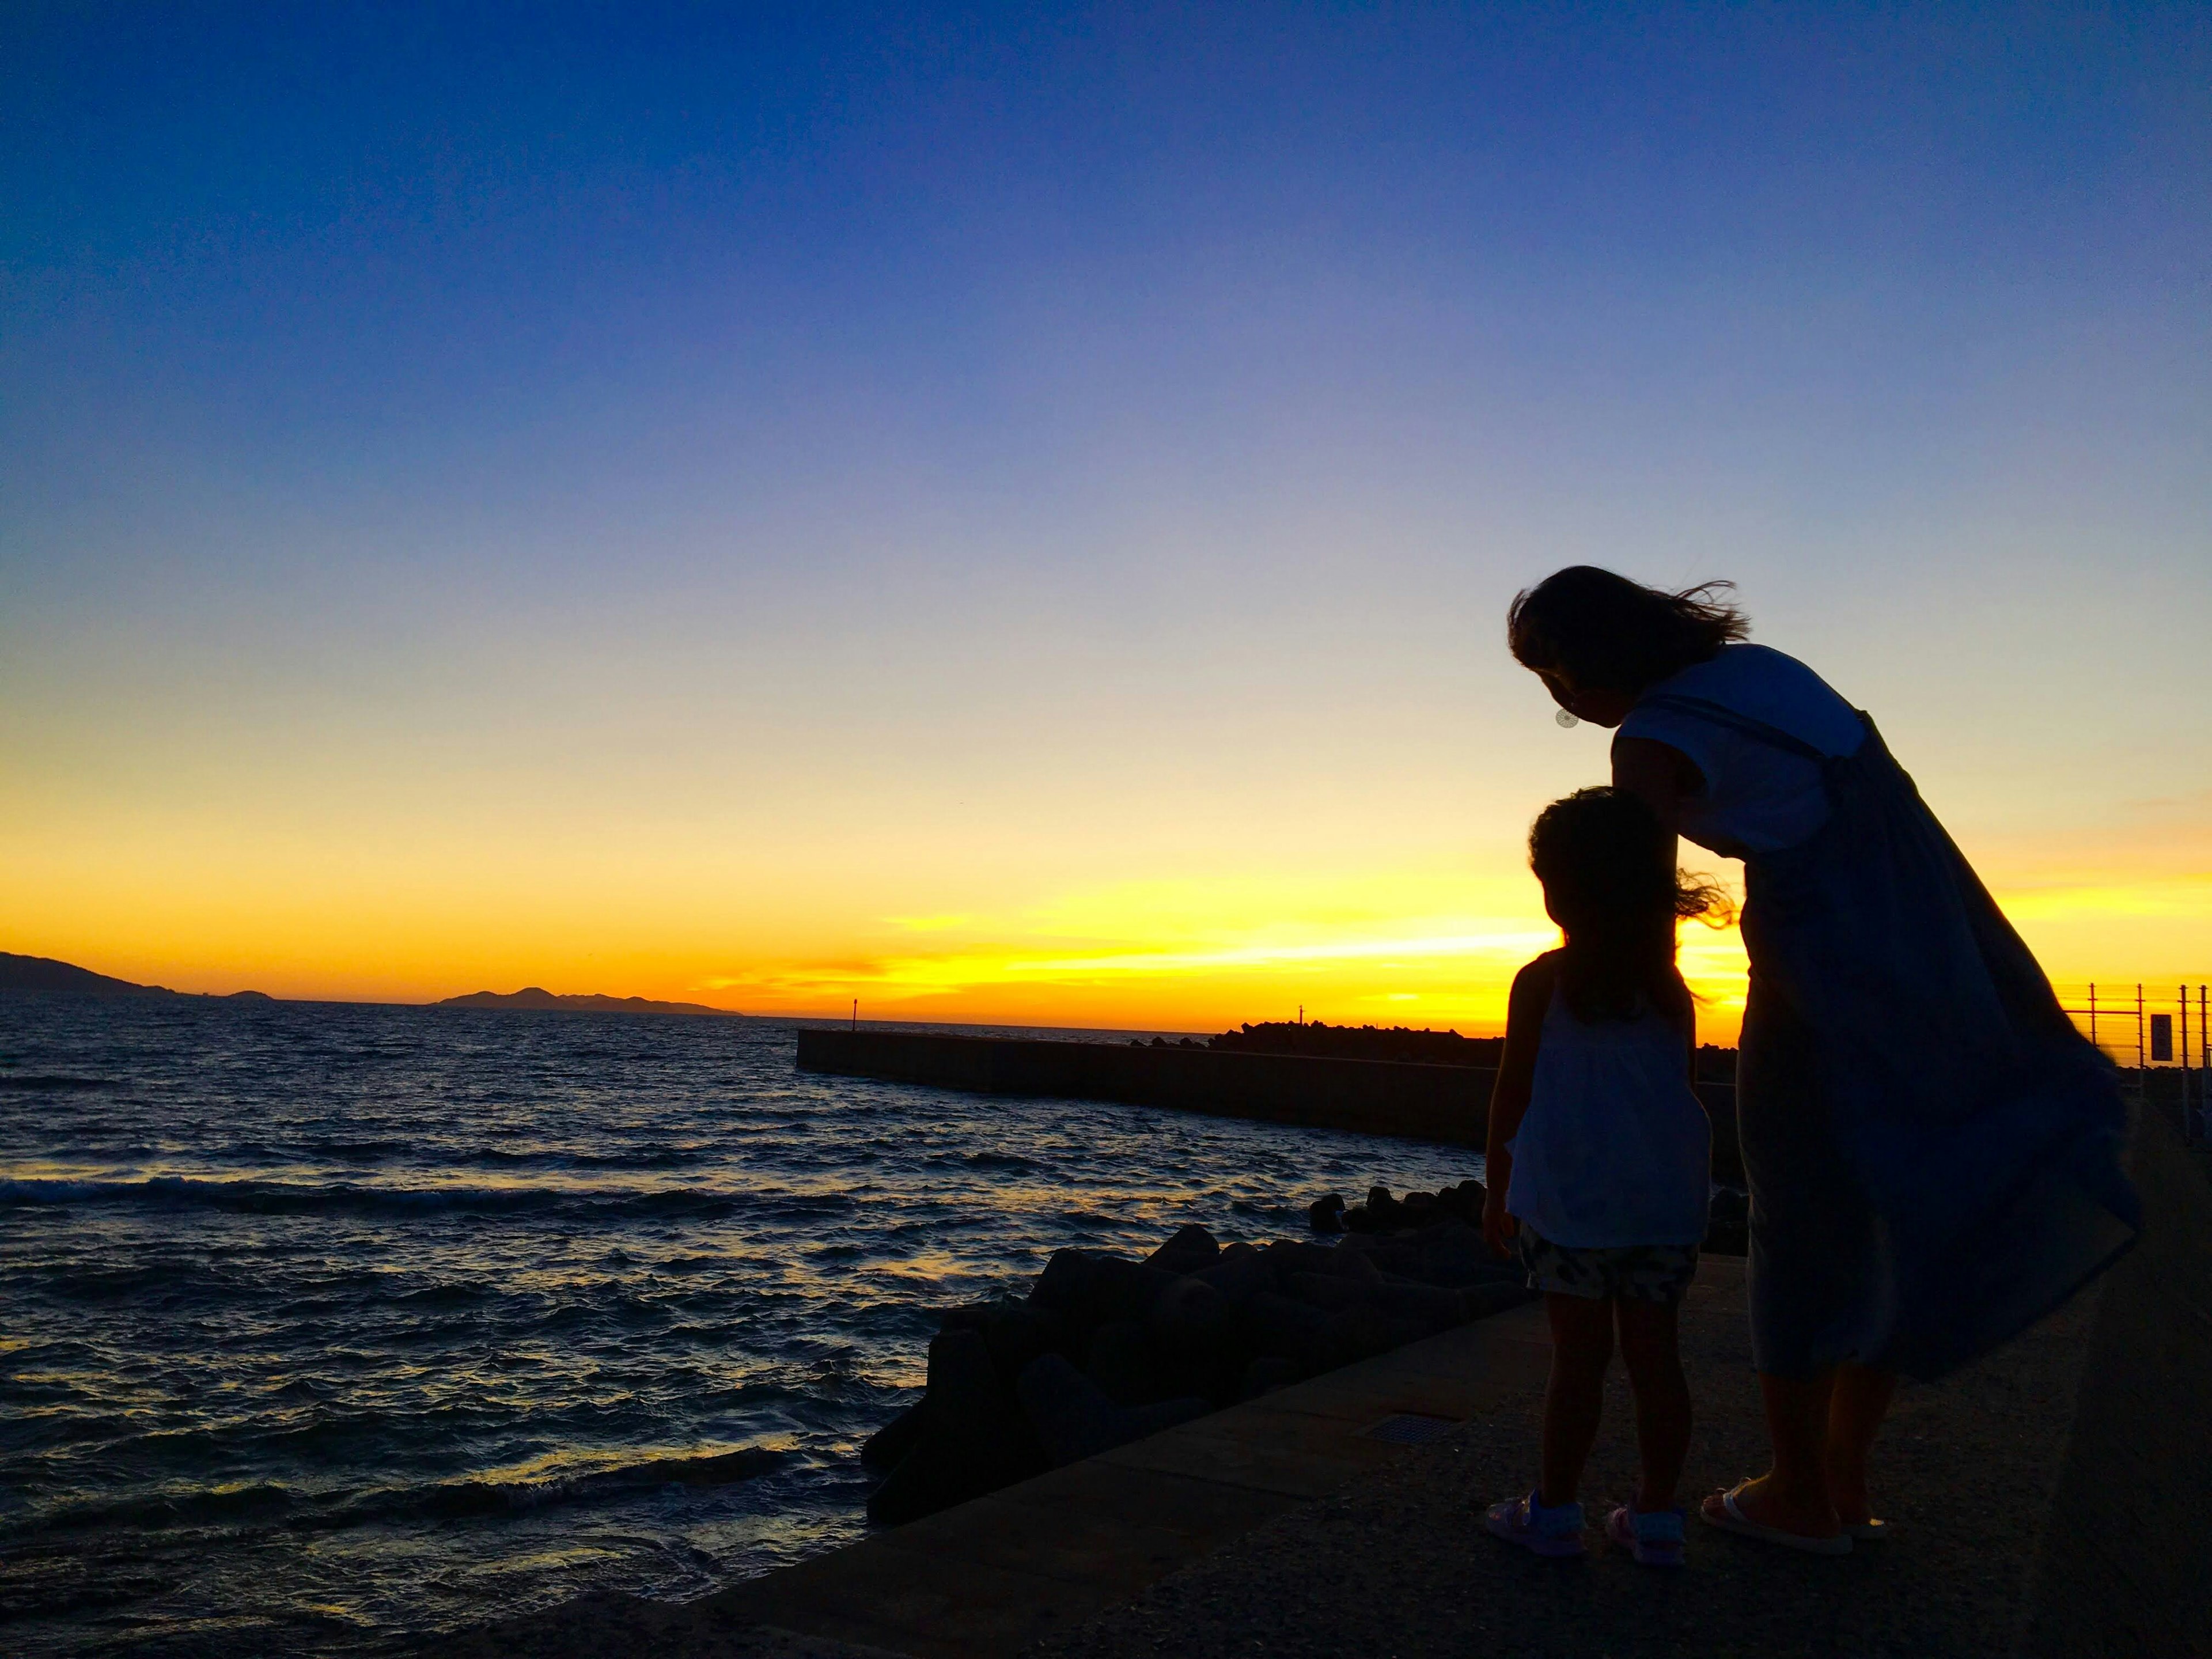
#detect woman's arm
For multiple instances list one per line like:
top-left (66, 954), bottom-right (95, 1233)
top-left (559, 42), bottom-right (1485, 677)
top-left (1482, 953), bottom-right (1557, 1255)
top-left (1612, 732), bottom-right (1701, 879)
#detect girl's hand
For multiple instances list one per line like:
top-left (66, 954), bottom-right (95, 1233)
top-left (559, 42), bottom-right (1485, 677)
top-left (1482, 1185), bottom-right (1517, 1256)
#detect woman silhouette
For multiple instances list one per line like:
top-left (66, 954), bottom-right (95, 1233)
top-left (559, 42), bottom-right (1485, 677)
top-left (1508, 566), bottom-right (2138, 1551)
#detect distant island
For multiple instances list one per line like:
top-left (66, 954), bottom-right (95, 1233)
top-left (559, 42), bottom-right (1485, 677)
top-left (0, 952), bottom-right (274, 1002)
top-left (0, 953), bottom-right (739, 1018)
top-left (434, 988), bottom-right (740, 1017)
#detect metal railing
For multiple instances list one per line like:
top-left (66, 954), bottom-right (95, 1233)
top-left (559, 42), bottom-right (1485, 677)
top-left (2054, 982), bottom-right (2209, 1145)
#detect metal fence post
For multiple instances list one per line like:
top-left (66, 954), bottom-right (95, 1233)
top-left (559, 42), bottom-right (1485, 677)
top-left (2135, 984), bottom-right (2145, 1081)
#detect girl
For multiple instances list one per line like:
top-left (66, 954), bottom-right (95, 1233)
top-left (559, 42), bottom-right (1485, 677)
top-left (1481, 786), bottom-right (1724, 1567)
top-left (1506, 567), bottom-right (2135, 1552)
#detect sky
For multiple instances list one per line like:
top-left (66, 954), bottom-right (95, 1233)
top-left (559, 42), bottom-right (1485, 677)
top-left (4, 2), bottom-right (2209, 1038)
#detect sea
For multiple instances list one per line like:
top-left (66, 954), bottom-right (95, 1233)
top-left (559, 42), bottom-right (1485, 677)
top-left (0, 997), bottom-right (1482, 1656)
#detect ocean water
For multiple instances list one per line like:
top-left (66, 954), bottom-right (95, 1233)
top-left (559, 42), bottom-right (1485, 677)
top-left (0, 998), bottom-right (1482, 1656)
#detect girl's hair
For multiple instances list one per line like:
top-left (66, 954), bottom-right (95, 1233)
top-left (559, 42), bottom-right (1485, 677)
top-left (1507, 566), bottom-right (1749, 694)
top-left (1528, 787), bottom-right (1729, 1022)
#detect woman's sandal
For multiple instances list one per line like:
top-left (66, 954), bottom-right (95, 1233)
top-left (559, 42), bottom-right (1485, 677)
top-left (1699, 1482), bottom-right (1853, 1555)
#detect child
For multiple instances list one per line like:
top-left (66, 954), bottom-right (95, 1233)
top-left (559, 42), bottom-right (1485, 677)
top-left (1480, 787), bottom-right (1722, 1567)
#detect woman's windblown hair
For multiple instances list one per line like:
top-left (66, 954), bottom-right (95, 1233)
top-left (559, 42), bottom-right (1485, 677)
top-left (1507, 566), bottom-right (1749, 694)
top-left (1528, 787), bottom-right (1731, 1022)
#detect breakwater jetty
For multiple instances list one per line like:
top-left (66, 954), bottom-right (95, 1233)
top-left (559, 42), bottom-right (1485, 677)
top-left (796, 1026), bottom-right (1747, 1182)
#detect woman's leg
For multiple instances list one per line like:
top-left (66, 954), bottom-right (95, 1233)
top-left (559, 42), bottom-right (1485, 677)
top-left (1614, 1298), bottom-right (1691, 1512)
top-left (1539, 1291), bottom-right (1615, 1508)
top-left (1703, 1370), bottom-right (1843, 1537)
top-left (1825, 1362), bottom-right (1896, 1526)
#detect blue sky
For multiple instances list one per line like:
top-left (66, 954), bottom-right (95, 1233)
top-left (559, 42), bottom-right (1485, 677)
top-left (4, 2), bottom-right (2207, 1018)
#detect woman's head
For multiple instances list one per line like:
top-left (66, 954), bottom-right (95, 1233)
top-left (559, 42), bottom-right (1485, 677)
top-left (1528, 786), bottom-right (1726, 1021)
top-left (1508, 567), bottom-right (1748, 721)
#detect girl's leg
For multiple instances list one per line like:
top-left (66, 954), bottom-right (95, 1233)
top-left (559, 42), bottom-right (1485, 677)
top-left (1539, 1292), bottom-right (1615, 1508)
top-left (1825, 1363), bottom-right (1896, 1526)
top-left (1614, 1298), bottom-right (1691, 1512)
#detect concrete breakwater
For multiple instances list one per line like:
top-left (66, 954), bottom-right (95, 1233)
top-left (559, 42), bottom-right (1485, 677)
top-left (796, 1027), bottom-right (1746, 1183)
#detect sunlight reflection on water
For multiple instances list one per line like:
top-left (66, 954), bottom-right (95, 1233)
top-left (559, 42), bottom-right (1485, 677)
top-left (0, 999), bottom-right (1481, 1656)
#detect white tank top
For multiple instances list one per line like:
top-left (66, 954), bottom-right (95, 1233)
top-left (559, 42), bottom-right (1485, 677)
top-left (1618, 644), bottom-right (1864, 857)
top-left (1505, 987), bottom-right (1711, 1249)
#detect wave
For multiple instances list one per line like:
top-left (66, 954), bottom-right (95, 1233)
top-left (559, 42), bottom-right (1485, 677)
top-left (0, 1175), bottom-right (751, 1220)
top-left (10, 1448), bottom-right (790, 1539)
top-left (0, 1074), bottom-right (117, 1091)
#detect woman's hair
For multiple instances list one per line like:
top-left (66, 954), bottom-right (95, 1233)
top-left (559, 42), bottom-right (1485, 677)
top-left (1528, 787), bottom-right (1729, 1022)
top-left (1507, 566), bottom-right (1749, 694)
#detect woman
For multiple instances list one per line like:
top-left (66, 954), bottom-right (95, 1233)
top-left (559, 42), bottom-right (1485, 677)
top-left (1506, 566), bottom-right (2139, 1552)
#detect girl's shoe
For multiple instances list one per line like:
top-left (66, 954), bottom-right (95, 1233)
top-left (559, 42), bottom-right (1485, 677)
top-left (1483, 1490), bottom-right (1586, 1558)
top-left (1607, 1503), bottom-right (1687, 1567)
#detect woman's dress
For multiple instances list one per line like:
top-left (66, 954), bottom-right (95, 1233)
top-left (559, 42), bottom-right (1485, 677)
top-left (1627, 660), bottom-right (2138, 1379)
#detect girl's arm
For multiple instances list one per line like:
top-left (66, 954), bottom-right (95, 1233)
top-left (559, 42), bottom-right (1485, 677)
top-left (1482, 953), bottom-right (1557, 1255)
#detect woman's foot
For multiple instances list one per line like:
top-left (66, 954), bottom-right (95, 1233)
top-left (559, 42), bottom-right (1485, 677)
top-left (1826, 1464), bottom-right (1886, 1535)
top-left (1698, 1474), bottom-right (1843, 1544)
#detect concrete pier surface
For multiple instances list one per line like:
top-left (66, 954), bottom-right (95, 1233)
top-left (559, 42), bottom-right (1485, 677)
top-left (427, 1107), bottom-right (2207, 1659)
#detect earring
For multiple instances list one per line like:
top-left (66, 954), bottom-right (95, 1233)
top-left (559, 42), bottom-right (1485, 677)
top-left (1555, 710), bottom-right (1580, 728)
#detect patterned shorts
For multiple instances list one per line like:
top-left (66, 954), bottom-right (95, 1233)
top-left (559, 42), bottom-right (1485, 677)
top-left (1518, 1227), bottom-right (1700, 1302)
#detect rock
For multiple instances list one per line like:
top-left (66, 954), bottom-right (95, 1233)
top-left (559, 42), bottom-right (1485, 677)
top-left (1143, 1224), bottom-right (1221, 1275)
top-left (1307, 1192), bottom-right (1347, 1232)
top-left (1029, 1249), bottom-right (1177, 1329)
top-left (1240, 1355), bottom-right (1304, 1399)
top-left (1192, 1241), bottom-right (1274, 1305)
top-left (1284, 1271), bottom-right (1374, 1312)
top-left (1147, 1273), bottom-right (1236, 1366)
top-left (1016, 1353), bottom-right (1207, 1467)
top-left (1319, 1243), bottom-right (1384, 1282)
top-left (1443, 1178), bottom-right (1488, 1224)
top-left (1408, 1224), bottom-right (1517, 1286)
top-left (1368, 1274), bottom-right (1477, 1327)
top-left (956, 1296), bottom-right (1071, 1381)
top-left (865, 1327), bottom-right (1043, 1526)
top-left (1253, 1239), bottom-right (1328, 1284)
top-left (1085, 1319), bottom-right (1173, 1405)
top-left (1460, 1279), bottom-right (1537, 1319)
top-left (860, 1400), bottom-right (927, 1471)
top-left (1241, 1291), bottom-right (1357, 1373)
top-left (1333, 1301), bottom-right (1428, 1361)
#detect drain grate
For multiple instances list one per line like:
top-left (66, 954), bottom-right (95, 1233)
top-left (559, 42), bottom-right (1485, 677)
top-left (1362, 1412), bottom-right (1461, 1445)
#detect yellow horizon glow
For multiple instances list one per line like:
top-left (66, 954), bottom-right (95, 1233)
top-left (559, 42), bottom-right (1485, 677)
top-left (5, 840), bottom-right (2202, 1044)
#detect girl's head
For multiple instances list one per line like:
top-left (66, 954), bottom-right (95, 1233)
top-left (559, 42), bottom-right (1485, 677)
top-left (1507, 566), bottom-right (1748, 725)
top-left (1528, 787), bottom-right (1726, 1021)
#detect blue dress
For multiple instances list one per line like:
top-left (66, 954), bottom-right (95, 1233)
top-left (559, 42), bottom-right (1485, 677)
top-left (1639, 693), bottom-right (2140, 1380)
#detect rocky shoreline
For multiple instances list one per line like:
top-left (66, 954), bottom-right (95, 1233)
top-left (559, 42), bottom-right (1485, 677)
top-left (860, 1176), bottom-right (1753, 1528)
top-left (859, 1179), bottom-right (1533, 1527)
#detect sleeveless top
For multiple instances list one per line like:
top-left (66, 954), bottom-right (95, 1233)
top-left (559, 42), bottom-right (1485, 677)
top-left (1618, 645), bottom-right (1864, 858)
top-left (1504, 987), bottom-right (1710, 1250)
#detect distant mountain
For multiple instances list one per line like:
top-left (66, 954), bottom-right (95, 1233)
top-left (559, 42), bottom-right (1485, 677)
top-left (434, 988), bottom-right (739, 1017)
top-left (0, 952), bottom-right (273, 1001)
